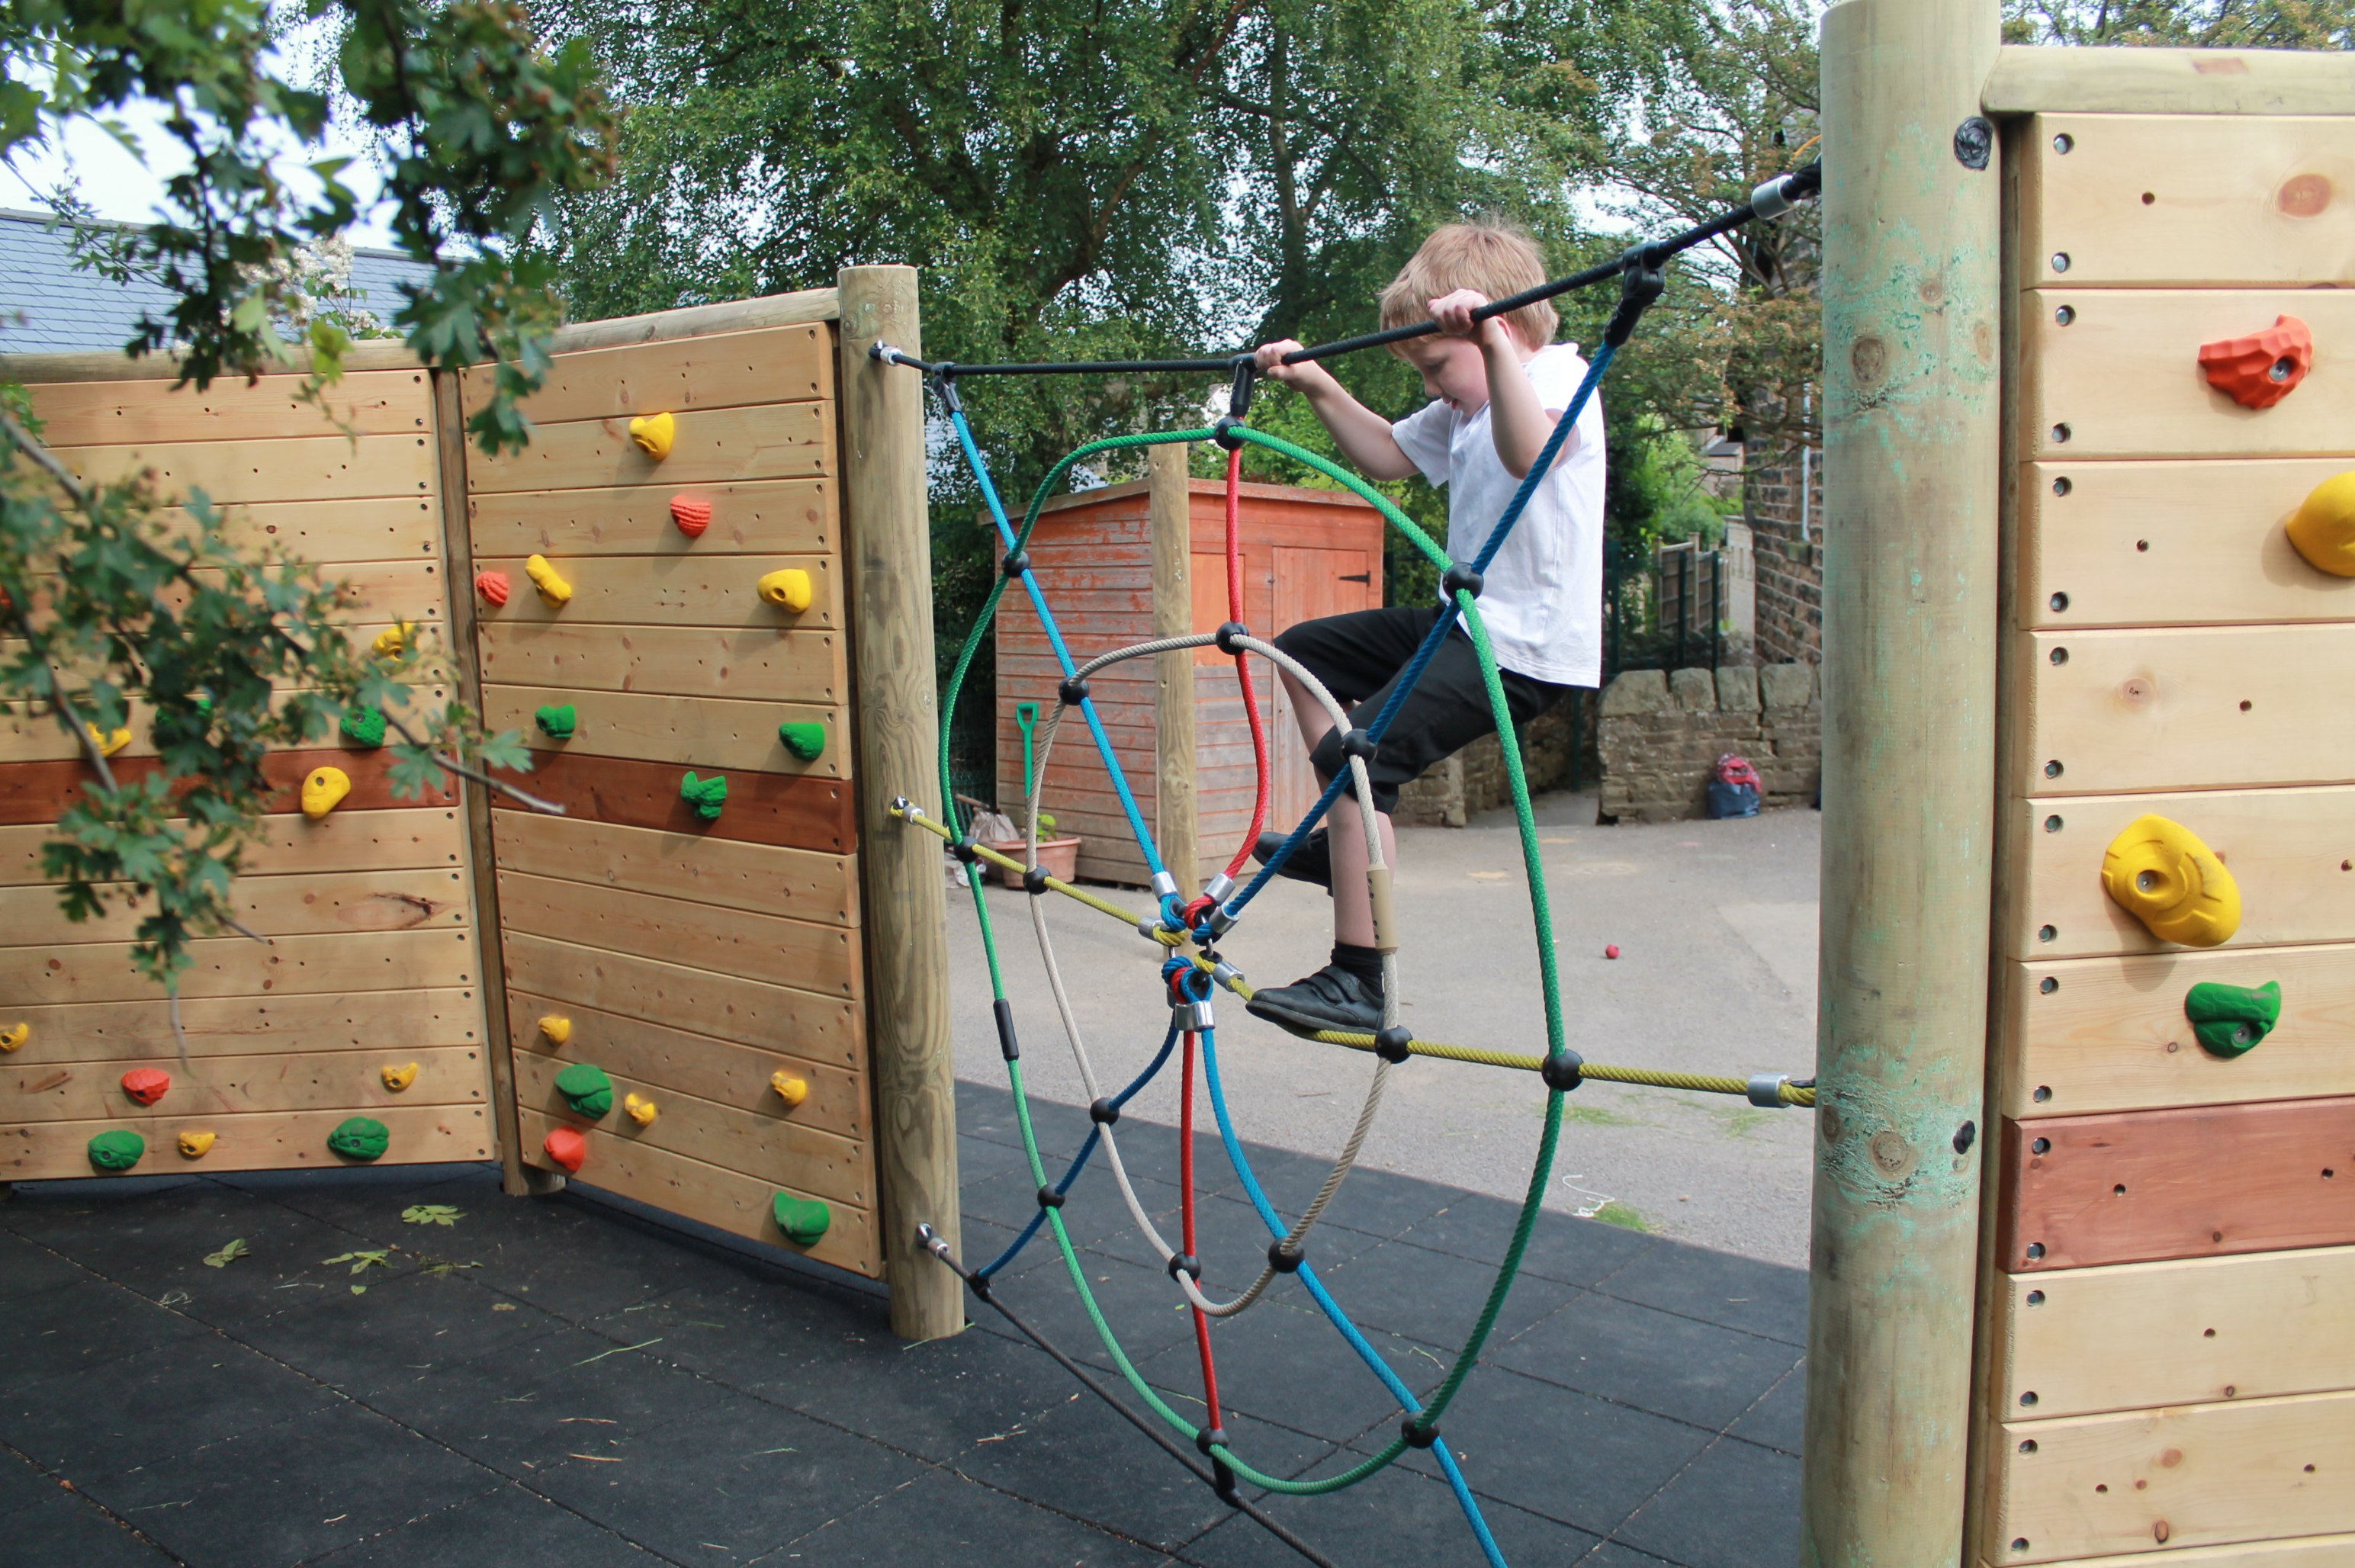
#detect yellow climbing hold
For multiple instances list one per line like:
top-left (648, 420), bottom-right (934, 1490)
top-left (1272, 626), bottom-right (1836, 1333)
top-left (628, 411), bottom-right (676, 461)
top-left (178, 1130), bottom-right (217, 1159)
top-left (373, 621), bottom-right (419, 659)
top-left (538, 1014), bottom-right (573, 1046)
top-left (757, 569), bottom-right (813, 613)
top-left (300, 766), bottom-right (352, 820)
top-left (624, 1092), bottom-right (659, 1127)
top-left (769, 1071), bottom-right (809, 1107)
top-left (381, 1062), bottom-right (419, 1092)
top-left (2102, 813), bottom-right (2241, 947)
top-left (0, 1023), bottom-right (27, 1052)
top-left (87, 723), bottom-right (132, 758)
top-left (2286, 472), bottom-right (2355, 577)
top-left (525, 554), bottom-right (573, 608)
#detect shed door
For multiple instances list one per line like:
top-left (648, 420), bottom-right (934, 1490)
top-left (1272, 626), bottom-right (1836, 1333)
top-left (1269, 545), bottom-right (1381, 828)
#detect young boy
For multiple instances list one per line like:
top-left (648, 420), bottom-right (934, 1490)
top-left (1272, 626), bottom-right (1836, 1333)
top-left (1242, 220), bottom-right (1605, 1036)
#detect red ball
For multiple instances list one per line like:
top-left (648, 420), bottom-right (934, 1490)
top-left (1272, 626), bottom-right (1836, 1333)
top-left (1603, 943), bottom-right (1621, 959)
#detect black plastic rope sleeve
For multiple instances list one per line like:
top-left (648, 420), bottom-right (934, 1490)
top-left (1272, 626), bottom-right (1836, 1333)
top-left (993, 998), bottom-right (1020, 1062)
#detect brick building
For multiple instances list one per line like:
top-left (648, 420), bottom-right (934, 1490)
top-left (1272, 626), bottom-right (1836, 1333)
top-left (1742, 432), bottom-right (1824, 667)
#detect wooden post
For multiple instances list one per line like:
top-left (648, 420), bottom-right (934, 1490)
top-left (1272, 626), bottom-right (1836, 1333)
top-left (1149, 445), bottom-right (1199, 895)
top-left (432, 369), bottom-right (553, 1200)
top-left (1804, 0), bottom-right (2001, 1561)
top-left (836, 265), bottom-right (963, 1341)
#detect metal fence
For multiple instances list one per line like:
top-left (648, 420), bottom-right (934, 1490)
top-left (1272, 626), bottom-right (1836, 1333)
top-left (1606, 540), bottom-right (1728, 678)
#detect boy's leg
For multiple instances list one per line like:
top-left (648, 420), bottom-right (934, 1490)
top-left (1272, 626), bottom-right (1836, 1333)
top-left (1275, 666), bottom-right (1398, 948)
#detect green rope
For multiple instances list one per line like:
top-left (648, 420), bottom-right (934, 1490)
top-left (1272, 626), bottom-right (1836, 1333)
top-left (1226, 426), bottom-right (1452, 575)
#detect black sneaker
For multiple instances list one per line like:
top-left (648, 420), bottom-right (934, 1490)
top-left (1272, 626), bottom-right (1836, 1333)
top-left (1246, 963), bottom-right (1384, 1037)
top-left (1251, 828), bottom-right (1332, 892)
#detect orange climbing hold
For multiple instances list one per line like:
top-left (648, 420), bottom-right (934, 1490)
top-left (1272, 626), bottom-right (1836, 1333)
top-left (757, 569), bottom-right (813, 613)
top-left (381, 1062), bottom-right (419, 1091)
top-left (628, 412), bottom-right (676, 461)
top-left (538, 1014), bottom-right (573, 1046)
top-left (121, 1068), bottom-right (170, 1106)
top-left (543, 1124), bottom-right (588, 1173)
top-left (525, 554), bottom-right (573, 608)
top-left (177, 1129), bottom-right (217, 1159)
top-left (2286, 472), bottom-right (2355, 577)
top-left (769, 1071), bottom-right (809, 1108)
top-left (474, 570), bottom-right (512, 607)
top-left (2199, 314), bottom-right (2313, 410)
top-left (670, 496), bottom-right (712, 538)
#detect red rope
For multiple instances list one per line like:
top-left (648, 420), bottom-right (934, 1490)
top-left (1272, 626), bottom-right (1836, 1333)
top-left (1179, 1027), bottom-right (1226, 1432)
top-left (1221, 444), bottom-right (1271, 879)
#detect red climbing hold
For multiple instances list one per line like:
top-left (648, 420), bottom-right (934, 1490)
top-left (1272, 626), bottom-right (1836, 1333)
top-left (120, 1068), bottom-right (170, 1106)
top-left (474, 570), bottom-right (512, 607)
top-left (670, 496), bottom-right (712, 538)
top-left (543, 1125), bottom-right (587, 1173)
top-left (2199, 315), bottom-right (2313, 410)
top-left (1604, 944), bottom-right (1621, 960)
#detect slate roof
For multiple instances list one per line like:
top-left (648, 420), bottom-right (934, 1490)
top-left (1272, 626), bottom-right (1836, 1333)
top-left (0, 208), bottom-right (433, 358)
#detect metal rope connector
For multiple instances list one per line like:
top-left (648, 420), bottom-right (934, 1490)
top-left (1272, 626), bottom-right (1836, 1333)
top-left (1746, 1072), bottom-right (1794, 1107)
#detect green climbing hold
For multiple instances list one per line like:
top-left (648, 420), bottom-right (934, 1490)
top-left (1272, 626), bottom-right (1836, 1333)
top-left (772, 1190), bottom-right (832, 1246)
top-left (554, 1061), bottom-right (615, 1118)
top-left (777, 721), bottom-right (826, 762)
top-left (326, 1117), bottom-right (390, 1161)
top-left (680, 771), bottom-right (728, 821)
top-left (535, 704), bottom-right (577, 741)
top-left (2184, 979), bottom-right (2283, 1059)
top-left (339, 702), bottom-right (387, 748)
top-left (87, 1129), bottom-right (146, 1171)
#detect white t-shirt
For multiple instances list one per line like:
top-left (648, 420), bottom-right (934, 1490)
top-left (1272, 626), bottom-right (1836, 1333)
top-left (1389, 342), bottom-right (1605, 688)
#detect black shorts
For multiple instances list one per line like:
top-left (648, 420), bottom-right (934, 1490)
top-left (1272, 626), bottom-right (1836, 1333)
top-left (1271, 606), bottom-right (1575, 815)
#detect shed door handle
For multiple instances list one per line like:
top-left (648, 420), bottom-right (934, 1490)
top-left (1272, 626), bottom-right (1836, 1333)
top-left (1338, 573), bottom-right (1371, 584)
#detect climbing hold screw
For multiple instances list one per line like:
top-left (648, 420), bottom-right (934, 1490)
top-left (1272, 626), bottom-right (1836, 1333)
top-left (2199, 316), bottom-right (2313, 410)
top-left (543, 1125), bottom-right (588, 1173)
top-left (1373, 1026), bottom-right (1413, 1064)
top-left (2286, 473), bottom-right (2355, 578)
top-left (1088, 1097), bottom-right (1120, 1126)
top-left (769, 1071), bottom-right (809, 1107)
top-left (339, 703), bottom-right (387, 749)
top-left (0, 1023), bottom-right (27, 1052)
top-left (177, 1130), bottom-right (217, 1159)
top-left (87, 723), bottom-right (132, 758)
top-left (372, 621), bottom-right (418, 659)
top-left (327, 1117), bottom-right (390, 1162)
top-left (525, 554), bottom-right (573, 607)
top-left (1214, 622), bottom-right (1250, 655)
top-left (777, 721), bottom-right (826, 761)
top-left (624, 1092), bottom-right (659, 1127)
top-left (555, 1061), bottom-right (615, 1118)
top-left (628, 411), bottom-right (676, 461)
top-left (1267, 1238), bottom-right (1304, 1274)
top-left (773, 1190), bottom-right (832, 1246)
top-left (474, 570), bottom-right (511, 607)
top-left (2101, 814), bottom-right (2241, 946)
top-left (300, 766), bottom-right (352, 820)
top-left (535, 704), bottom-right (578, 741)
top-left (670, 495), bottom-right (712, 538)
top-left (538, 1014), bottom-right (573, 1046)
top-left (758, 568), bottom-right (814, 612)
top-left (381, 1062), bottom-right (419, 1092)
top-left (120, 1068), bottom-right (170, 1107)
top-left (1058, 676), bottom-right (1091, 707)
top-left (1541, 1050), bottom-right (1586, 1092)
top-left (680, 771), bottom-right (728, 821)
top-left (87, 1129), bottom-right (146, 1171)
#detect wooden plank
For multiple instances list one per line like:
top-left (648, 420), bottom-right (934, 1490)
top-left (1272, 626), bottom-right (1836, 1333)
top-left (2003, 786), bottom-right (2355, 961)
top-left (1982, 1537), bottom-right (2355, 1567)
top-left (1983, 43), bottom-right (2355, 117)
top-left (2017, 114), bottom-right (2355, 290)
top-left (149, 496), bottom-right (444, 561)
top-left (1997, 943), bottom-right (2355, 1119)
top-left (2021, 290), bottom-right (2355, 461)
top-left (25, 368), bottom-right (433, 445)
top-left (1, 1103), bottom-right (492, 1181)
top-left (0, 745), bottom-right (457, 826)
top-left (477, 624), bottom-right (846, 705)
top-left (4, 1044), bottom-right (489, 1123)
top-left (0, 927), bottom-right (478, 1007)
top-left (543, 290), bottom-right (838, 351)
top-left (499, 933), bottom-right (862, 1067)
top-left (2019, 458), bottom-right (2355, 631)
top-left (464, 403), bottom-right (833, 494)
top-left (512, 1049), bottom-right (867, 1207)
top-left (2019, 625), bottom-right (2355, 795)
top-left (516, 1106), bottom-right (875, 1277)
top-left (0, 988), bottom-right (484, 1064)
top-left (506, 991), bottom-right (864, 1141)
top-left (52, 431), bottom-right (439, 506)
top-left (481, 685), bottom-right (845, 778)
top-left (467, 553), bottom-right (840, 631)
top-left (0, 680), bottom-right (448, 765)
top-left (1997, 1097), bottom-right (2355, 1272)
top-left (0, 339), bottom-right (422, 387)
top-left (495, 871), bottom-right (860, 1001)
top-left (483, 750), bottom-right (853, 853)
top-left (1985, 1388), bottom-right (2355, 1564)
top-left (21, 560), bottom-right (451, 631)
top-left (0, 807), bottom-right (465, 885)
top-left (490, 814), bottom-right (856, 927)
top-left (1990, 1246), bottom-right (2355, 1422)
top-left (467, 477), bottom-right (836, 561)
top-left (460, 323), bottom-right (832, 425)
top-left (0, 867), bottom-right (469, 945)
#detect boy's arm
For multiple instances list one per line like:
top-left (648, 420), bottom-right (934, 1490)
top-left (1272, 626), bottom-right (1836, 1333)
top-left (1253, 341), bottom-right (1421, 481)
top-left (1430, 291), bottom-right (1566, 480)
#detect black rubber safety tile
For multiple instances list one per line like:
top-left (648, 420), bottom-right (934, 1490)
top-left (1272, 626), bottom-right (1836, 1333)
top-left (1181, 1190), bottom-right (1388, 1280)
top-left (569, 1266), bottom-right (890, 1401)
top-left (0, 1444), bottom-right (65, 1518)
top-left (75, 1401), bottom-right (496, 1568)
top-left (0, 1338), bottom-right (336, 1479)
top-left (1574, 1542), bottom-right (1685, 1566)
top-left (227, 1164), bottom-right (488, 1238)
top-left (528, 1390), bottom-right (927, 1564)
top-left (454, 1200), bottom-right (750, 1324)
top-left (1303, 1166), bottom-right (1468, 1245)
top-left (779, 1320), bottom-right (1080, 1465)
top-left (0, 1229), bottom-right (87, 1302)
top-left (1181, 1467), bottom-right (1601, 1568)
top-left (765, 1463), bottom-right (1177, 1566)
top-left (0, 1181), bottom-right (284, 1266)
top-left (1724, 1362), bottom-right (1804, 1457)
top-left (232, 1268), bottom-right (565, 1402)
top-left (0, 1488), bottom-right (175, 1565)
top-left (1589, 1243), bottom-right (1808, 1348)
top-left (307, 1482), bottom-right (650, 1566)
top-left (1609, 1437), bottom-right (1800, 1568)
top-left (1392, 1195), bottom-right (1663, 1289)
top-left (959, 1167), bottom-right (1055, 1231)
top-left (955, 1130), bottom-right (1036, 1184)
top-left (210, 1161), bottom-right (485, 1198)
top-left (966, 1252), bottom-right (1206, 1376)
top-left (1316, 1237), bottom-right (1584, 1354)
top-left (1359, 1364), bottom-right (1717, 1537)
top-left (1133, 1297), bottom-right (1443, 1447)
top-left (0, 1278), bottom-right (214, 1394)
top-left (1486, 1290), bottom-right (1804, 1432)
top-left (48, 1198), bottom-right (427, 1332)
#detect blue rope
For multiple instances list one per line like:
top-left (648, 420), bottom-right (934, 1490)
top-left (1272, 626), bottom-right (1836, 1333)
top-left (1227, 345), bottom-right (1617, 916)
top-left (947, 407), bottom-right (1168, 886)
top-left (975, 1020), bottom-right (1184, 1280)
top-left (1198, 1026), bottom-right (1508, 1567)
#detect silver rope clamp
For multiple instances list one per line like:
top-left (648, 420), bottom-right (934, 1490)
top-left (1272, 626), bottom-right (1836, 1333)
top-left (1746, 1073), bottom-right (1793, 1108)
top-left (1211, 959), bottom-right (1246, 992)
top-left (1203, 872), bottom-right (1235, 904)
top-left (1175, 997), bottom-right (1215, 1031)
top-left (1151, 870), bottom-right (1181, 901)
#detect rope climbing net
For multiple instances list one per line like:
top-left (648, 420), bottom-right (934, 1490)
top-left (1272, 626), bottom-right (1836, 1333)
top-left (879, 162), bottom-right (1822, 1568)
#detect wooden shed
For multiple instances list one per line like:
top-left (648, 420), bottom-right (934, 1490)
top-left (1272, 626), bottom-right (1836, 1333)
top-left (994, 458), bottom-right (1385, 886)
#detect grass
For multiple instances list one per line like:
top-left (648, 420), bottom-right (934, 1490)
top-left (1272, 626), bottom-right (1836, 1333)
top-left (1589, 1200), bottom-right (1652, 1232)
top-left (1563, 1102), bottom-right (1644, 1128)
top-left (1711, 1106), bottom-right (1775, 1139)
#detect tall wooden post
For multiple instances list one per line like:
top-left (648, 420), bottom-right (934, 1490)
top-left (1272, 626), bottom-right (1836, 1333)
top-left (1149, 445), bottom-right (1200, 895)
top-left (837, 265), bottom-right (963, 1341)
top-left (1804, 0), bottom-right (2001, 1561)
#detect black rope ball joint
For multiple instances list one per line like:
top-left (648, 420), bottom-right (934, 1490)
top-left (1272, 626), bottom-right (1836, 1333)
top-left (1266, 1237), bottom-right (1305, 1274)
top-left (1168, 1253), bottom-right (1203, 1280)
top-left (1212, 415), bottom-right (1246, 451)
top-left (1401, 1417), bottom-right (1441, 1450)
top-left (1057, 676), bottom-right (1091, 708)
top-left (1339, 728), bottom-right (1380, 760)
top-left (1195, 1425), bottom-right (1230, 1457)
top-left (1021, 864), bottom-right (1050, 896)
top-left (1001, 551), bottom-right (1032, 580)
top-left (1374, 1026), bottom-right (1414, 1065)
top-left (1088, 1097), bottom-right (1121, 1126)
top-left (1442, 563), bottom-right (1484, 600)
top-left (1213, 621), bottom-right (1250, 656)
top-left (950, 837), bottom-right (980, 865)
top-left (1541, 1049), bottom-right (1586, 1092)
top-left (1036, 1185), bottom-right (1065, 1210)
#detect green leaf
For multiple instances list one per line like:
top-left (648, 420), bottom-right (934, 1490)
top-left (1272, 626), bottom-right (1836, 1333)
top-left (203, 1238), bottom-right (249, 1268)
top-left (402, 1204), bottom-right (464, 1227)
top-left (322, 1248), bottom-right (391, 1276)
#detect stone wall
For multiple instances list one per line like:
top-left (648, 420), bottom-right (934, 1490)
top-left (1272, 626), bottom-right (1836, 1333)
top-left (1597, 663), bottom-right (1821, 823)
top-left (1392, 695), bottom-right (1588, 827)
top-left (1743, 437), bottom-right (1824, 667)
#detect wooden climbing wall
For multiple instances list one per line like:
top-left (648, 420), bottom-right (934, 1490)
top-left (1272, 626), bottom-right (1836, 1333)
top-left (457, 317), bottom-right (882, 1280)
top-left (0, 355), bottom-right (495, 1179)
top-left (1970, 107), bottom-right (2355, 1566)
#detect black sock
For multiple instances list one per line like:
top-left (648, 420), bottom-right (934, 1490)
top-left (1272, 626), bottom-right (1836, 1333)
top-left (1330, 943), bottom-right (1384, 991)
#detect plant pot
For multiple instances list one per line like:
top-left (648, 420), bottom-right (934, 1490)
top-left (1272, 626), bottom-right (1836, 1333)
top-left (982, 836), bottom-right (1081, 888)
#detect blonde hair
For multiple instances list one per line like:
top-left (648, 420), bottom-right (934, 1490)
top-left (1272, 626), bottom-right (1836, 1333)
top-left (1378, 221), bottom-right (1557, 352)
